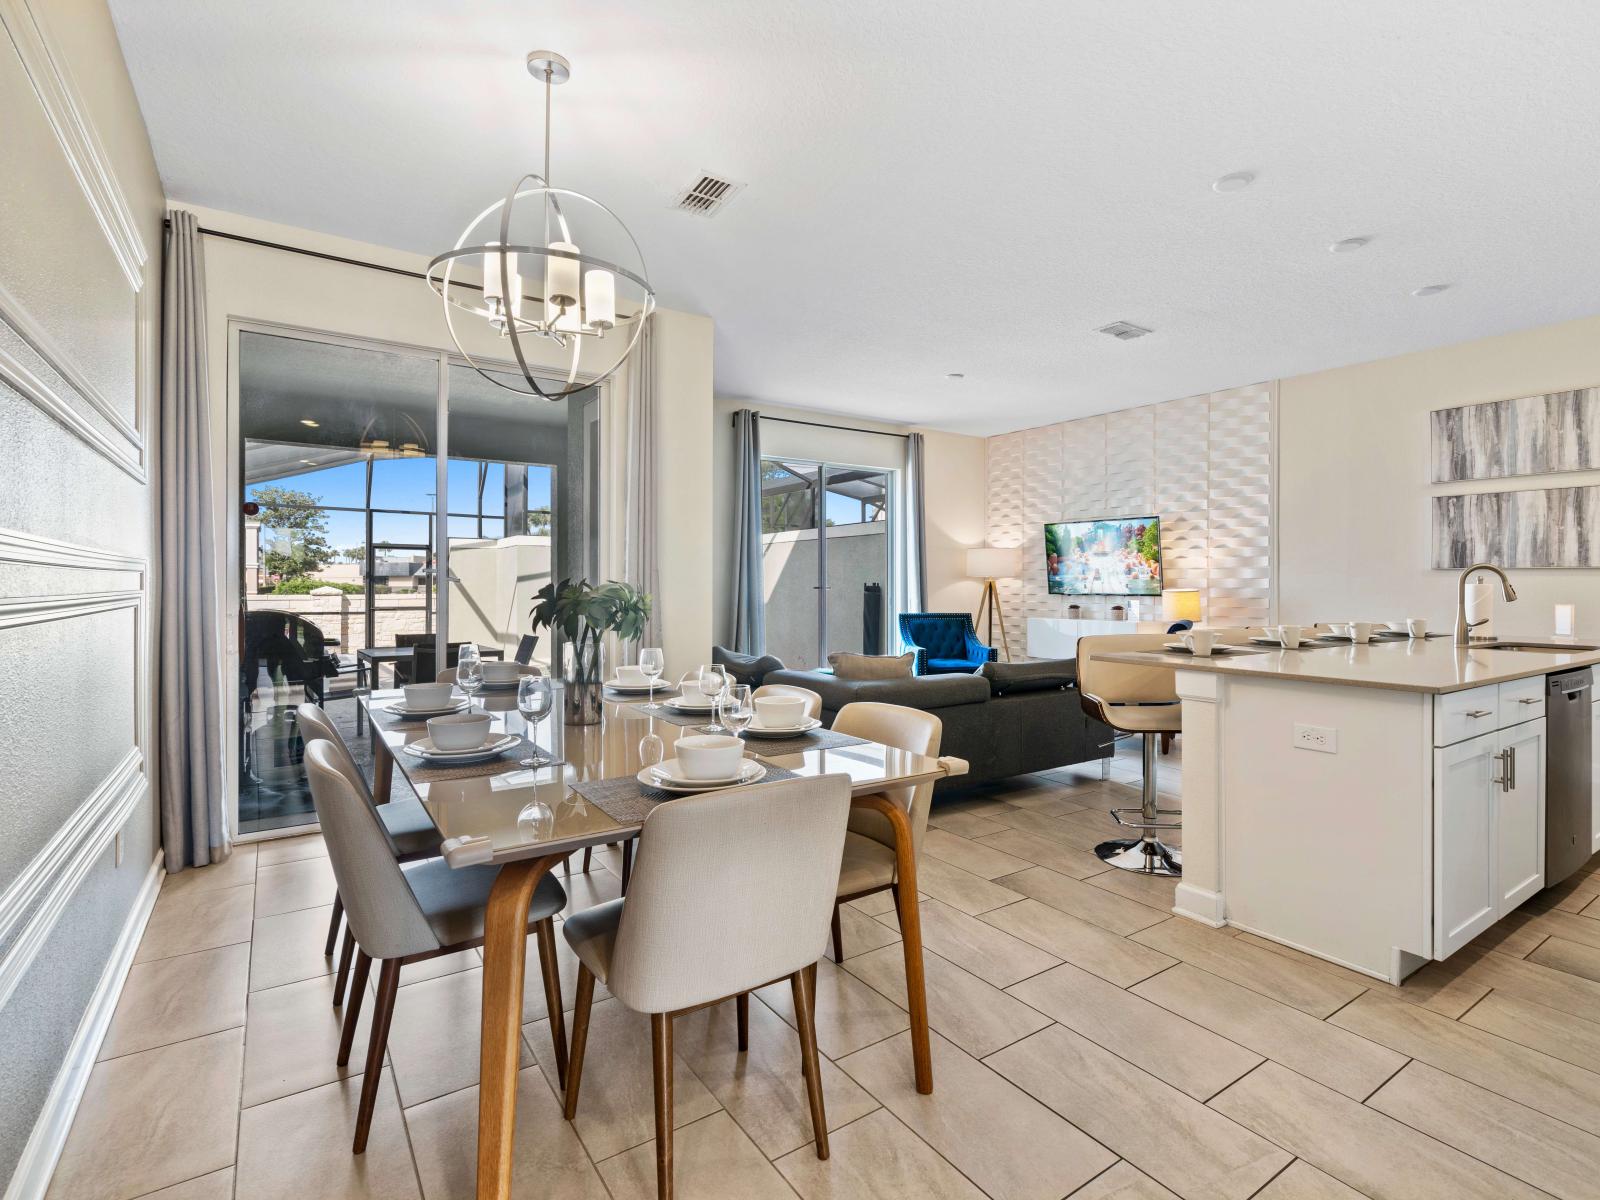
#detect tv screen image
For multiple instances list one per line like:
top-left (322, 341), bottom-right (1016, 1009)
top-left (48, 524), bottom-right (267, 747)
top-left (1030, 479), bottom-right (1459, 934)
top-left (1044, 516), bottom-right (1163, 596)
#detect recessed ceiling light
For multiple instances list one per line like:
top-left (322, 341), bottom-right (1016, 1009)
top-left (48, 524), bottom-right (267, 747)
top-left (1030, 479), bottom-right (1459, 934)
top-left (945, 372), bottom-right (965, 380)
top-left (300, 418), bottom-right (320, 427)
top-left (1413, 284), bottom-right (1450, 297)
top-left (1212, 171), bottom-right (1255, 193)
top-left (1330, 237), bottom-right (1370, 253)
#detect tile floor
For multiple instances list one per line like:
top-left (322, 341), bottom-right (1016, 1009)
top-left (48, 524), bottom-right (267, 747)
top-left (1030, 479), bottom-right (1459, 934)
top-left (47, 739), bottom-right (1600, 1200)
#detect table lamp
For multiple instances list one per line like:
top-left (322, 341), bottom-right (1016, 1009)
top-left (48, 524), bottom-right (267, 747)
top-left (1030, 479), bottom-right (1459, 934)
top-left (966, 547), bottom-right (1022, 660)
top-left (1161, 588), bottom-right (1202, 627)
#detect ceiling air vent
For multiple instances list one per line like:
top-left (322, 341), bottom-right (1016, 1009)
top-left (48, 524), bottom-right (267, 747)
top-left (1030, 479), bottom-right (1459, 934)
top-left (1097, 321), bottom-right (1153, 341)
top-left (671, 173), bottom-right (746, 217)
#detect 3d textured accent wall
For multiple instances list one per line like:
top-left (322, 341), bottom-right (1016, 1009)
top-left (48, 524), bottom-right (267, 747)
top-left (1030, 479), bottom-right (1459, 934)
top-left (986, 383), bottom-right (1274, 656)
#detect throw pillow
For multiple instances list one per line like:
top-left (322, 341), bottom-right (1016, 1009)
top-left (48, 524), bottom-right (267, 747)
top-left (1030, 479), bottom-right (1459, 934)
top-left (828, 650), bottom-right (915, 680)
top-left (980, 659), bottom-right (1076, 695)
top-left (712, 645), bottom-right (784, 686)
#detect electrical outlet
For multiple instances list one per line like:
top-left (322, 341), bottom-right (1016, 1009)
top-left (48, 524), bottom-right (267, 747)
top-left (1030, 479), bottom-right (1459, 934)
top-left (1293, 724), bottom-right (1338, 753)
top-left (115, 831), bottom-right (124, 867)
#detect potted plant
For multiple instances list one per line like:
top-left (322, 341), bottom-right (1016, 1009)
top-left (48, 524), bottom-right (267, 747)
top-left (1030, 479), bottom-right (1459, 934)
top-left (531, 577), bottom-right (651, 724)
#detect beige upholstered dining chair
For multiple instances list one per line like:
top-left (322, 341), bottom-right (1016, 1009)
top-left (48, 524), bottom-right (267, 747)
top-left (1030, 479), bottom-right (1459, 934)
top-left (562, 774), bottom-right (852, 1200)
top-left (751, 683), bottom-right (824, 721)
top-left (296, 703), bottom-right (443, 1007)
top-left (435, 662), bottom-right (543, 683)
top-left (302, 739), bottom-right (570, 1153)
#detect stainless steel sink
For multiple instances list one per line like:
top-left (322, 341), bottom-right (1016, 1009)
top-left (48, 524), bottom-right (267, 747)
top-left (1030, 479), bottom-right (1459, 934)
top-left (1477, 642), bottom-right (1600, 653)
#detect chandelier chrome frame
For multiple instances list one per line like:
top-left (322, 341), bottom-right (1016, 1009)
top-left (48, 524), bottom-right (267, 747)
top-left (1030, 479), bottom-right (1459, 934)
top-left (427, 51), bottom-right (655, 401)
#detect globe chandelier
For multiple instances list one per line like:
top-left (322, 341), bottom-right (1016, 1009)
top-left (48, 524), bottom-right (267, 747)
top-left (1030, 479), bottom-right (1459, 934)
top-left (427, 50), bottom-right (655, 400)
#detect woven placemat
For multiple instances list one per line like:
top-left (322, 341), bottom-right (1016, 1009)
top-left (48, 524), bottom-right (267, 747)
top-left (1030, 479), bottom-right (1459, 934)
top-left (569, 761), bottom-right (801, 825)
top-left (400, 735), bottom-right (550, 782)
top-left (604, 685), bottom-right (680, 702)
top-left (367, 699), bottom-right (466, 728)
top-left (743, 728), bottom-right (868, 757)
top-left (621, 702), bottom-right (719, 727)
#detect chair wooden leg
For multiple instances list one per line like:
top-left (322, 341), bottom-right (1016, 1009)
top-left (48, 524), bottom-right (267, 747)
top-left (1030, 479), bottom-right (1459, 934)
top-left (620, 841), bottom-right (634, 894)
top-left (354, 959), bottom-right (401, 1154)
top-left (582, 847), bottom-right (593, 873)
top-left (830, 904), bottom-right (844, 964)
top-left (534, 919), bottom-right (568, 1089)
top-left (735, 993), bottom-right (749, 1052)
top-left (337, 950), bottom-right (371, 1066)
top-left (790, 967), bottom-right (829, 1160)
top-left (563, 965), bottom-right (596, 1120)
top-left (325, 892), bottom-right (344, 956)
top-left (652, 1012), bottom-right (674, 1200)
top-left (333, 927), bottom-right (355, 1007)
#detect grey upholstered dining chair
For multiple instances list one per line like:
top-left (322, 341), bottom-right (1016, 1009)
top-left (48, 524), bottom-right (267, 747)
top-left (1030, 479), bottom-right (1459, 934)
top-left (302, 739), bottom-right (571, 1153)
top-left (561, 774), bottom-right (852, 1200)
top-left (296, 703), bottom-right (443, 1006)
top-left (751, 683), bottom-right (824, 721)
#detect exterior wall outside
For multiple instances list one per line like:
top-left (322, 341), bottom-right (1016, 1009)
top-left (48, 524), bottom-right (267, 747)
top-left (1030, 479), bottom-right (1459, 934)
top-left (760, 524), bottom-right (888, 668)
top-left (447, 536), bottom-right (553, 667)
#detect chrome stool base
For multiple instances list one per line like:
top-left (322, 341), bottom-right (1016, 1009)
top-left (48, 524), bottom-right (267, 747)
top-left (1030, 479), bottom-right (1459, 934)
top-left (1095, 837), bottom-right (1182, 877)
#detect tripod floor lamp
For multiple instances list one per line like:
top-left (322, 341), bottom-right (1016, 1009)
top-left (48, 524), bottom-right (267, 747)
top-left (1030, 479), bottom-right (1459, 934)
top-left (967, 547), bottom-right (1022, 661)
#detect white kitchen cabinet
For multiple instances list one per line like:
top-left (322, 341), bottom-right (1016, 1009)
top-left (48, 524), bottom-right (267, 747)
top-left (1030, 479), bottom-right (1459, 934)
top-left (1592, 699), bottom-right (1600, 856)
top-left (1497, 718), bottom-right (1546, 911)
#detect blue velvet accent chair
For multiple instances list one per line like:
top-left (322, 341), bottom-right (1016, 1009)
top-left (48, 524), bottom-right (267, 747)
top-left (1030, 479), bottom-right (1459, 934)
top-left (1166, 620), bottom-right (1194, 634)
top-left (898, 612), bottom-right (998, 676)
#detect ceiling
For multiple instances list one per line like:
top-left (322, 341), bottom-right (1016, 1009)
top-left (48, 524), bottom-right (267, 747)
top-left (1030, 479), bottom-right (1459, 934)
top-left (109, 1), bottom-right (1600, 435)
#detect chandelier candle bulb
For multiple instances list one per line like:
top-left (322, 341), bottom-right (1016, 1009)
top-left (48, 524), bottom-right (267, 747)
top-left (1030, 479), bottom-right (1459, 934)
top-left (545, 240), bottom-right (581, 330)
top-left (585, 268), bottom-right (615, 330)
top-left (481, 249), bottom-right (520, 319)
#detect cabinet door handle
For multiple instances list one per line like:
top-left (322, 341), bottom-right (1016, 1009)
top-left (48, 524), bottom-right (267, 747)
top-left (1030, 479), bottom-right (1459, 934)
top-left (1508, 745), bottom-right (1516, 791)
top-left (1465, 709), bottom-right (1494, 718)
top-left (1493, 748), bottom-right (1512, 792)
top-left (1517, 696), bottom-right (1541, 705)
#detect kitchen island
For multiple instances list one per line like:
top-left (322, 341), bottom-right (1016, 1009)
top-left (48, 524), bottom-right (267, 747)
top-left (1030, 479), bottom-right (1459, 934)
top-left (1102, 636), bottom-right (1600, 983)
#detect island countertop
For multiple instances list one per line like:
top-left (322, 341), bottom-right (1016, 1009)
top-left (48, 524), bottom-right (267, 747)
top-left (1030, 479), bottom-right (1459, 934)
top-left (1099, 634), bottom-right (1600, 694)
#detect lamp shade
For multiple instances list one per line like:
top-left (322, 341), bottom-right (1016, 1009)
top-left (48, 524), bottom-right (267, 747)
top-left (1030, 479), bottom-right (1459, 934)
top-left (966, 547), bottom-right (1021, 580)
top-left (1162, 588), bottom-right (1201, 622)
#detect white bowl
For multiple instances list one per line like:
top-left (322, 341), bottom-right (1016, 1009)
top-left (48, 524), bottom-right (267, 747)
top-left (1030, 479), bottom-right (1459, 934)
top-left (427, 711), bottom-right (492, 751)
top-left (404, 682), bottom-right (454, 709)
top-left (615, 665), bottom-right (648, 685)
top-left (673, 734), bottom-right (745, 780)
top-left (754, 695), bottom-right (806, 728)
top-left (481, 660), bottom-right (521, 684)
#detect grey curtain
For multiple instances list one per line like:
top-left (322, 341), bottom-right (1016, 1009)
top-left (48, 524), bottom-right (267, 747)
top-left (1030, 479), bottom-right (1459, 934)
top-left (908, 431), bottom-right (929, 610)
top-left (621, 314), bottom-right (659, 657)
top-left (730, 408), bottom-right (766, 653)
top-left (158, 211), bottom-right (227, 870)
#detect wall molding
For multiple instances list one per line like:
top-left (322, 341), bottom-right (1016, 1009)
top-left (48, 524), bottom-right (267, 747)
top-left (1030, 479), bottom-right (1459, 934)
top-left (1, 853), bottom-right (161, 1200)
top-left (0, 0), bottom-right (147, 291)
top-left (0, 527), bottom-right (146, 573)
top-left (0, 589), bottom-right (144, 631)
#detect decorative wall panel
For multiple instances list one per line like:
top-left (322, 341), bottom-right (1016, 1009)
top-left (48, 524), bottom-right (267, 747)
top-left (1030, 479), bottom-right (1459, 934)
top-left (1431, 386), bottom-right (1600, 483)
top-left (1432, 484), bottom-right (1600, 568)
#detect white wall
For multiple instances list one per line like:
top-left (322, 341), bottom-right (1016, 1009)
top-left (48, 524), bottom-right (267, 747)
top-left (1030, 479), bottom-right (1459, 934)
top-left (1278, 312), bottom-right (1600, 635)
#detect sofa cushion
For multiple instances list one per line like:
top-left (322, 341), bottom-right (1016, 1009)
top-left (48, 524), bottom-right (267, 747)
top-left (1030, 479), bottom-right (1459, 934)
top-left (712, 645), bottom-right (784, 687)
top-left (927, 657), bottom-right (981, 674)
top-left (764, 668), bottom-right (990, 713)
top-left (828, 650), bottom-right (915, 680)
top-left (980, 658), bottom-right (1078, 695)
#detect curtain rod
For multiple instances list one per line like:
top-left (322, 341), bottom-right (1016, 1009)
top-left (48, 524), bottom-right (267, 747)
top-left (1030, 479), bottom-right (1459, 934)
top-left (164, 217), bottom-right (453, 287)
top-left (736, 412), bottom-right (912, 440)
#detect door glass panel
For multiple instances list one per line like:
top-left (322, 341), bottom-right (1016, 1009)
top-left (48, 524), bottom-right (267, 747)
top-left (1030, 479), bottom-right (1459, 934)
top-left (760, 459), bottom-right (822, 668)
top-left (823, 466), bottom-right (891, 656)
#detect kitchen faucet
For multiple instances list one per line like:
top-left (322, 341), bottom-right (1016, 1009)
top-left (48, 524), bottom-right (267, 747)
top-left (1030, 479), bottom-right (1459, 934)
top-left (1455, 562), bottom-right (1517, 645)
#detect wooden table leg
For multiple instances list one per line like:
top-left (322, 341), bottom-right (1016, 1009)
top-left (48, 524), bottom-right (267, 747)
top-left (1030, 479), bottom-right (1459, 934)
top-left (476, 854), bottom-right (562, 1200)
top-left (854, 794), bottom-right (933, 1094)
top-left (372, 734), bottom-right (394, 806)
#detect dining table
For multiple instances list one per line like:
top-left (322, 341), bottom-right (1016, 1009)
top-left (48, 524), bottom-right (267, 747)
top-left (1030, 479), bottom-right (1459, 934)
top-left (359, 682), bottom-right (966, 1200)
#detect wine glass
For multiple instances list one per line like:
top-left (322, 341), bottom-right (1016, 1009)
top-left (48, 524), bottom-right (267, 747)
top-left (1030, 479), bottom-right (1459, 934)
top-left (698, 664), bottom-right (728, 733)
top-left (638, 722), bottom-right (666, 783)
top-left (456, 644), bottom-right (483, 708)
top-left (517, 674), bottom-right (554, 767)
top-left (639, 647), bottom-right (665, 711)
top-left (719, 684), bottom-right (754, 739)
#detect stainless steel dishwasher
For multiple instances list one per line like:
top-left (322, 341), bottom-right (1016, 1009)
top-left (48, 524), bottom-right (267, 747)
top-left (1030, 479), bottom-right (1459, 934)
top-left (1545, 667), bottom-right (1594, 887)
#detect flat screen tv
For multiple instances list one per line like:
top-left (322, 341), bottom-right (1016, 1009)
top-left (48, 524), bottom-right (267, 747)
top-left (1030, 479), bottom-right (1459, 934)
top-left (1044, 516), bottom-right (1163, 596)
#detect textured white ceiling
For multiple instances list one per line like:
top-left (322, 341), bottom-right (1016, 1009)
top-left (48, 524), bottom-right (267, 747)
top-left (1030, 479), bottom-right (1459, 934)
top-left (108, 0), bottom-right (1600, 435)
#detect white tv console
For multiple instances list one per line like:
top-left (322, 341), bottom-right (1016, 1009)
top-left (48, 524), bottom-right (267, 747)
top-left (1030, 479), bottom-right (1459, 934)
top-left (1027, 616), bottom-right (1169, 660)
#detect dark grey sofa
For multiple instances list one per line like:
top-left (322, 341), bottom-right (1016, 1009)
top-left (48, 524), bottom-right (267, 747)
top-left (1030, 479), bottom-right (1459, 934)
top-left (758, 659), bottom-right (1114, 789)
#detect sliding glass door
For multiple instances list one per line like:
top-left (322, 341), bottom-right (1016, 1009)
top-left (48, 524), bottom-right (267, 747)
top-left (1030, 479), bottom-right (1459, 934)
top-left (759, 457), bottom-right (893, 668)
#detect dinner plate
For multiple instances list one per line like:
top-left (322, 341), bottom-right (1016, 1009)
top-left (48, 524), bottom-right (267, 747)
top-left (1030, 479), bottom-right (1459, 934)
top-left (638, 758), bottom-right (766, 793)
top-left (386, 698), bottom-right (471, 718)
top-left (666, 696), bottom-right (718, 713)
top-left (741, 716), bottom-right (822, 738)
top-left (604, 679), bottom-right (664, 694)
top-left (1163, 643), bottom-right (1247, 655)
top-left (403, 733), bottom-right (519, 763)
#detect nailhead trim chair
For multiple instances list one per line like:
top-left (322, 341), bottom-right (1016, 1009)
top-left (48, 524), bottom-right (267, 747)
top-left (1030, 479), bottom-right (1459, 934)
top-left (898, 612), bottom-right (997, 675)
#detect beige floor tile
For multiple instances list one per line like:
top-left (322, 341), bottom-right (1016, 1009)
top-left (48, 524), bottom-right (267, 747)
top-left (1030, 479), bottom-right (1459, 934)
top-left (387, 966), bottom-right (534, 1108)
top-left (987, 806), bottom-right (1105, 850)
top-left (839, 1030), bottom-right (1115, 1200)
top-left (850, 888), bottom-right (911, 917)
top-left (99, 943), bottom-right (249, 1061)
top-left (988, 1026), bottom-right (1287, 1200)
top-left (672, 993), bottom-right (880, 1158)
top-left (1130, 919), bottom-right (1364, 1017)
top-left (1130, 964), bottom-right (1404, 1101)
top-left (1521, 907), bottom-right (1600, 950)
top-left (1329, 991), bottom-right (1600, 1135)
top-left (130, 1169), bottom-right (235, 1199)
top-left (135, 882), bottom-right (255, 963)
top-left (160, 845), bottom-right (257, 896)
top-left (48, 1029), bottom-right (243, 1200)
top-left (253, 855), bottom-right (338, 918)
top-left (845, 943), bottom-right (1052, 1058)
top-left (526, 995), bottom-right (721, 1161)
top-left (926, 808), bottom-right (1012, 840)
top-left (898, 898), bottom-right (1062, 986)
top-left (834, 902), bottom-right (902, 959)
top-left (1210, 1061), bottom-right (1546, 1200)
top-left (934, 795), bottom-right (1023, 818)
top-left (597, 1111), bottom-right (795, 1200)
top-left (915, 855), bottom-right (1026, 915)
top-left (254, 832), bottom-right (326, 866)
top-left (1010, 962), bottom-right (1261, 1102)
top-left (976, 829), bottom-right (1111, 878)
top-left (1368, 1060), bottom-right (1600, 1200)
top-left (242, 973), bottom-right (375, 1107)
top-left (979, 899), bottom-right (1169, 987)
top-left (1528, 934), bottom-right (1600, 982)
top-left (235, 1070), bottom-right (420, 1200)
top-left (1067, 1161), bottom-right (1182, 1199)
top-left (404, 1064), bottom-right (609, 1200)
top-left (1231, 932), bottom-right (1489, 1018)
top-left (1453, 947), bottom-right (1600, 1022)
top-left (248, 903), bottom-right (337, 991)
top-left (1250, 1161), bottom-right (1364, 1200)
top-left (775, 1108), bottom-right (986, 1199)
top-left (1459, 988), bottom-right (1600, 1072)
top-left (518, 926), bottom-right (610, 1023)
top-left (996, 866), bottom-right (1170, 935)
top-left (1083, 869), bottom-right (1181, 913)
top-left (757, 956), bottom-right (910, 1059)
top-left (558, 861), bottom-right (624, 917)
top-left (921, 828), bottom-right (1033, 879)
top-left (1464, 910), bottom-right (1548, 957)
top-left (400, 947), bottom-right (481, 987)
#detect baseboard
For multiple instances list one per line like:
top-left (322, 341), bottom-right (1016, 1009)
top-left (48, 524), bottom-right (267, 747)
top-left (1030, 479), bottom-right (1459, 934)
top-left (1173, 880), bottom-right (1227, 926)
top-left (3, 853), bottom-right (162, 1200)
